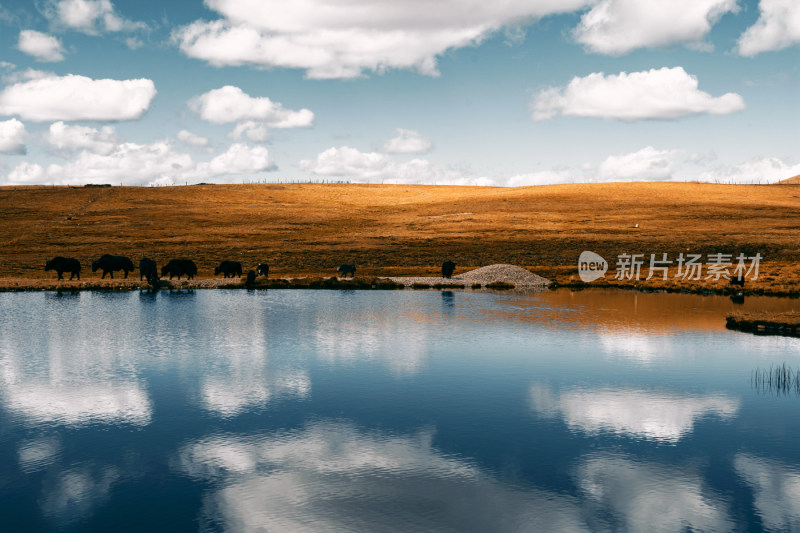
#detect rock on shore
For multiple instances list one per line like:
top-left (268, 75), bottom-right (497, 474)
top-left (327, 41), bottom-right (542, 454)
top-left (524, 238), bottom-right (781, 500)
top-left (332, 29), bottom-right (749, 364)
top-left (390, 264), bottom-right (550, 288)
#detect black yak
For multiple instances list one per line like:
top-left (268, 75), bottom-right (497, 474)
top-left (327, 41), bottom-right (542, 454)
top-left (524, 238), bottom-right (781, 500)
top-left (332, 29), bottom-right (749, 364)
top-left (139, 258), bottom-right (158, 286)
top-left (161, 259), bottom-right (198, 280)
top-left (442, 261), bottom-right (456, 279)
top-left (256, 263), bottom-right (270, 278)
top-left (214, 260), bottom-right (243, 278)
top-left (45, 256), bottom-right (81, 280)
top-left (92, 254), bottom-right (134, 279)
top-left (337, 264), bottom-right (356, 278)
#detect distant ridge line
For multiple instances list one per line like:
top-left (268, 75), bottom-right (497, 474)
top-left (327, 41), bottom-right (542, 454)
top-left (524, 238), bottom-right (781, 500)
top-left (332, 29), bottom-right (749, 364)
top-left (777, 174), bottom-right (800, 185)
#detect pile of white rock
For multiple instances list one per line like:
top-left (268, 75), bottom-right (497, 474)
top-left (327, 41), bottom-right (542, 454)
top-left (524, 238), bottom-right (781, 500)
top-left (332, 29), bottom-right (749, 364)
top-left (389, 264), bottom-right (550, 289)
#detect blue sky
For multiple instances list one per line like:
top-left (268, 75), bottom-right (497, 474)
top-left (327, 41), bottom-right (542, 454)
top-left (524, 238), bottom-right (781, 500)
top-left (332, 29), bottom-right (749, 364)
top-left (0, 0), bottom-right (797, 186)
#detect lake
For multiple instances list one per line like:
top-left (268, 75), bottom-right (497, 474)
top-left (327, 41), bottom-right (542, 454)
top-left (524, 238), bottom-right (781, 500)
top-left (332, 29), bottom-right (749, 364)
top-left (1, 288), bottom-right (799, 532)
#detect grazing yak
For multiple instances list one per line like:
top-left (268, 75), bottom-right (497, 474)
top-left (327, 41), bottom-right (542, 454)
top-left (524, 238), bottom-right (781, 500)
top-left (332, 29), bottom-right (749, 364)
top-left (730, 274), bottom-right (745, 287)
top-left (139, 258), bottom-right (158, 286)
top-left (45, 256), bottom-right (81, 280)
top-left (161, 259), bottom-right (198, 280)
top-left (256, 263), bottom-right (270, 278)
top-left (214, 260), bottom-right (243, 278)
top-left (337, 264), bottom-right (356, 278)
top-left (245, 270), bottom-right (257, 287)
top-left (92, 254), bottom-right (134, 279)
top-left (442, 260), bottom-right (456, 279)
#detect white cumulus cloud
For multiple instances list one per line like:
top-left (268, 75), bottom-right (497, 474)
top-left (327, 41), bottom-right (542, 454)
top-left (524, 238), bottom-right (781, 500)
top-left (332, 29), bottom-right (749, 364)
top-left (301, 146), bottom-right (391, 179)
top-left (737, 0), bottom-right (800, 56)
top-left (48, 0), bottom-right (144, 34)
top-left (4, 125), bottom-right (277, 186)
top-left (173, 0), bottom-right (593, 79)
top-left (380, 128), bottom-right (432, 154)
top-left (507, 170), bottom-right (575, 186)
top-left (229, 121), bottom-right (270, 142)
top-left (300, 145), bottom-right (494, 185)
top-left (18, 30), bottom-right (65, 62)
top-left (598, 146), bottom-right (679, 181)
top-left (0, 74), bottom-right (156, 122)
top-left (189, 86), bottom-right (313, 131)
top-left (7, 162), bottom-right (46, 184)
top-left (694, 156), bottom-right (800, 183)
top-left (531, 67), bottom-right (745, 121)
top-left (200, 143), bottom-right (276, 176)
top-left (41, 141), bottom-right (195, 185)
top-left (1, 68), bottom-right (54, 85)
top-left (0, 118), bottom-right (27, 154)
top-left (177, 129), bottom-right (211, 148)
top-left (124, 37), bottom-right (144, 50)
top-left (45, 121), bottom-right (118, 155)
top-left (574, 0), bottom-right (737, 55)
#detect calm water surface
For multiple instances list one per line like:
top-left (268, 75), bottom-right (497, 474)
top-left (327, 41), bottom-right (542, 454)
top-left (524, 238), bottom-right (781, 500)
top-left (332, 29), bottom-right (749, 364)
top-left (1, 289), bottom-right (799, 532)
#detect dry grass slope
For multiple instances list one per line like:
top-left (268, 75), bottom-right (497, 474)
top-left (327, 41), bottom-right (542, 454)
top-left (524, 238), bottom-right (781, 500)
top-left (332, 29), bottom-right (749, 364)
top-left (1, 182), bottom-right (799, 293)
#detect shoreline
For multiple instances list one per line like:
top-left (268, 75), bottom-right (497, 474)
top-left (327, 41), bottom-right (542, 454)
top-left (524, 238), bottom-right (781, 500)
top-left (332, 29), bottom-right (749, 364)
top-left (0, 275), bottom-right (795, 299)
top-left (726, 311), bottom-right (800, 337)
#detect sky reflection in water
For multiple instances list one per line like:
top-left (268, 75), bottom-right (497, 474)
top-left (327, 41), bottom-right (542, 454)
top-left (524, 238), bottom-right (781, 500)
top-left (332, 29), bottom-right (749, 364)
top-left (0, 289), bottom-right (799, 531)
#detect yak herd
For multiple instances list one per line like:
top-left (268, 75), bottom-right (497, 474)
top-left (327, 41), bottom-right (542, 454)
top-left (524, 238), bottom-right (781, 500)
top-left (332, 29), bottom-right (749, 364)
top-left (44, 254), bottom-right (273, 289)
top-left (43, 255), bottom-right (459, 287)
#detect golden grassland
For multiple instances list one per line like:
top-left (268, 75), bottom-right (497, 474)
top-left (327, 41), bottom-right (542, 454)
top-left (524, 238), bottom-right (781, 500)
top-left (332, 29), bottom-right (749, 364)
top-left (1, 181), bottom-right (799, 294)
top-left (726, 310), bottom-right (800, 336)
top-left (727, 311), bottom-right (800, 325)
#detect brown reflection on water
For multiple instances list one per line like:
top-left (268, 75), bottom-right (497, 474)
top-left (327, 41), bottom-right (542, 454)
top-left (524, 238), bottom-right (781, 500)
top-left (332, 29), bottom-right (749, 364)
top-left (488, 288), bottom-right (800, 334)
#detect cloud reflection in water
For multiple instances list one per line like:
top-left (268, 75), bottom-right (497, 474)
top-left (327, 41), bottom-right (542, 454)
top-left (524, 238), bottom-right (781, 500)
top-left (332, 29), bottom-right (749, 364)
top-left (177, 422), bottom-right (591, 532)
top-left (195, 296), bottom-right (311, 416)
top-left (39, 465), bottom-right (120, 525)
top-left (735, 454), bottom-right (800, 531)
top-left (313, 317), bottom-right (430, 376)
top-left (577, 454), bottom-right (733, 532)
top-left (17, 436), bottom-right (61, 473)
top-left (530, 383), bottom-right (739, 443)
top-left (0, 306), bottom-right (151, 427)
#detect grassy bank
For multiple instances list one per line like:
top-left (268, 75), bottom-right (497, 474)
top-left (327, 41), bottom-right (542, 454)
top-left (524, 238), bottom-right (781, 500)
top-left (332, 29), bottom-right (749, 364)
top-left (1, 182), bottom-right (799, 294)
top-left (726, 311), bottom-right (800, 336)
top-left (0, 276), bottom-right (407, 292)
